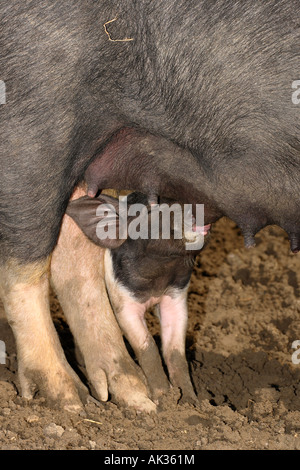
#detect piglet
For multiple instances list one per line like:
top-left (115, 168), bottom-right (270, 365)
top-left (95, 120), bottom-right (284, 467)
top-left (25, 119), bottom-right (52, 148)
top-left (67, 192), bottom-right (210, 404)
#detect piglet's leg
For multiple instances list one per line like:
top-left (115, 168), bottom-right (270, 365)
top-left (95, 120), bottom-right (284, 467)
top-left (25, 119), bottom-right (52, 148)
top-left (159, 290), bottom-right (198, 405)
top-left (112, 299), bottom-right (170, 401)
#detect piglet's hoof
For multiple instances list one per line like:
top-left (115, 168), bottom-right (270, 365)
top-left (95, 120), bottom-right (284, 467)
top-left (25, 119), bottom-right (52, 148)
top-left (177, 387), bottom-right (199, 407)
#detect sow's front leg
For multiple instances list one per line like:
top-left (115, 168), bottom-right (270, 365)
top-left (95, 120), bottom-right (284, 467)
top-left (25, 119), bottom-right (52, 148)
top-left (0, 262), bottom-right (88, 412)
top-left (50, 187), bottom-right (156, 413)
top-left (0, 257), bottom-right (88, 413)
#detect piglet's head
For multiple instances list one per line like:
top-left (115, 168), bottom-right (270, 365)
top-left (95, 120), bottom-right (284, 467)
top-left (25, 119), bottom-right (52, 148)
top-left (66, 192), bottom-right (209, 254)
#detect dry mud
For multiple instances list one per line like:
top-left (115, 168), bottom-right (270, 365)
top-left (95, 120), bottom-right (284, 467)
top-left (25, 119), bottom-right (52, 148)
top-left (1, 217), bottom-right (300, 451)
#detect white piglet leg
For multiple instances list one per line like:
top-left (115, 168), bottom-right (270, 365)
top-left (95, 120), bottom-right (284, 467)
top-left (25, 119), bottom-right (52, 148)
top-left (159, 289), bottom-right (198, 404)
top-left (112, 299), bottom-right (170, 401)
top-left (104, 251), bottom-right (170, 401)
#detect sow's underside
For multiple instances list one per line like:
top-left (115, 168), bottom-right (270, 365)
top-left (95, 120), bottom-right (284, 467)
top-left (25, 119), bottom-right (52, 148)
top-left (82, 1), bottom-right (300, 254)
top-left (0, 0), bottom-right (299, 260)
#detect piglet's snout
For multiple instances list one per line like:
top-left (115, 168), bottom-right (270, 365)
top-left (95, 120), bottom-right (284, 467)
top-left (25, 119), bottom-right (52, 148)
top-left (192, 224), bottom-right (211, 235)
top-left (183, 220), bottom-right (211, 249)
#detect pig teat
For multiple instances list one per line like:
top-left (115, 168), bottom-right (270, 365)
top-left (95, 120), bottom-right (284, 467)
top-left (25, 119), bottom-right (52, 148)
top-left (289, 233), bottom-right (300, 254)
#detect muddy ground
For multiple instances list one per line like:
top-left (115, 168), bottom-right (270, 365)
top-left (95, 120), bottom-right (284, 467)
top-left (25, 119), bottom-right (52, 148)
top-left (1, 217), bottom-right (300, 451)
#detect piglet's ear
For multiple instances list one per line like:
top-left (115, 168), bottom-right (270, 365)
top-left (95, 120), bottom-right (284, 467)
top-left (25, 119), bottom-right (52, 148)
top-left (66, 195), bottom-right (126, 249)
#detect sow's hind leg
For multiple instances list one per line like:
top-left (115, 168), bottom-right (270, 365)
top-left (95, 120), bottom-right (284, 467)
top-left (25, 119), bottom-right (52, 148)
top-left (50, 187), bottom-right (156, 413)
top-left (0, 190), bottom-right (88, 412)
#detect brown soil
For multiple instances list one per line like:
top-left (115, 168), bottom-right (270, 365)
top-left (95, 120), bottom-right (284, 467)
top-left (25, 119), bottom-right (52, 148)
top-left (1, 218), bottom-right (300, 450)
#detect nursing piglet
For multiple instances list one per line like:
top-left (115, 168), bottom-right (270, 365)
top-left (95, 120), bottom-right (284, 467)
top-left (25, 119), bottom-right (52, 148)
top-left (67, 192), bottom-right (210, 403)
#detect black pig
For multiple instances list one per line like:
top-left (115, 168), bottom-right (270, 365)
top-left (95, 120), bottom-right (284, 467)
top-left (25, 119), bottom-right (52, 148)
top-left (1, 1), bottom-right (299, 411)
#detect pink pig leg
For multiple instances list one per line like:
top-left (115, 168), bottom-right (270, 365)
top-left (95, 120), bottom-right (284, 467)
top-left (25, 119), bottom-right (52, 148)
top-left (159, 289), bottom-right (198, 404)
top-left (111, 298), bottom-right (170, 401)
top-left (104, 252), bottom-right (170, 401)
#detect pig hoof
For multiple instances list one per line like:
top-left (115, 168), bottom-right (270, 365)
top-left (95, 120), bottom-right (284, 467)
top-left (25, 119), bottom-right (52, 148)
top-left (120, 392), bottom-right (157, 414)
top-left (147, 371), bottom-right (170, 402)
top-left (109, 373), bottom-right (156, 414)
top-left (151, 383), bottom-right (171, 403)
top-left (157, 384), bottom-right (199, 408)
top-left (172, 381), bottom-right (199, 407)
top-left (85, 368), bottom-right (109, 402)
top-left (179, 390), bottom-right (199, 407)
top-left (18, 364), bottom-right (88, 413)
